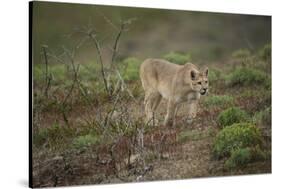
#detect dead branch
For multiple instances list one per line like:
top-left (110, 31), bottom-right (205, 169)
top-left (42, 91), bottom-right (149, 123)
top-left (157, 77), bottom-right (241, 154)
top-left (110, 22), bottom-right (125, 68)
top-left (41, 45), bottom-right (52, 98)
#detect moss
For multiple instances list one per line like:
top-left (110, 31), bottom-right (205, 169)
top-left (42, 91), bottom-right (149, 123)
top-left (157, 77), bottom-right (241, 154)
top-left (218, 107), bottom-right (250, 128)
top-left (213, 123), bottom-right (263, 159)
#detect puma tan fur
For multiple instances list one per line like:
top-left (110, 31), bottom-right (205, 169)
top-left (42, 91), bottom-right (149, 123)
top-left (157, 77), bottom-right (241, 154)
top-left (140, 58), bottom-right (209, 126)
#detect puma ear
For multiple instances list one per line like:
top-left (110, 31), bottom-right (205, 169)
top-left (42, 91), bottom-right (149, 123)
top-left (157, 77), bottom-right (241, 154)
top-left (203, 67), bottom-right (208, 77)
top-left (190, 70), bottom-right (197, 80)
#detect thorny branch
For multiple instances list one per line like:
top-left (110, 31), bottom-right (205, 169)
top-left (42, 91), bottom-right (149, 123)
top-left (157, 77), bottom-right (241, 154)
top-left (37, 14), bottom-right (155, 181)
top-left (88, 31), bottom-right (110, 94)
top-left (41, 45), bottom-right (52, 98)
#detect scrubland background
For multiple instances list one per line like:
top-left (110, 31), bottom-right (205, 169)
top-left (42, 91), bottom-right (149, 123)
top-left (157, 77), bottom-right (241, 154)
top-left (32, 1), bottom-right (271, 187)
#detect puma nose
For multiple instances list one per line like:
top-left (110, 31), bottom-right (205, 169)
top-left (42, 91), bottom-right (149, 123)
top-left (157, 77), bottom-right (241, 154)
top-left (200, 88), bottom-right (207, 95)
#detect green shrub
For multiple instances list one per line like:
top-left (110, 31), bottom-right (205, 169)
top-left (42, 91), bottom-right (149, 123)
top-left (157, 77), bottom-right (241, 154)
top-left (72, 134), bottom-right (99, 149)
top-left (232, 49), bottom-right (251, 60)
top-left (122, 57), bottom-right (142, 81)
top-left (225, 146), bottom-right (267, 169)
top-left (33, 63), bottom-right (67, 85)
top-left (33, 122), bottom-right (76, 148)
top-left (208, 68), bottom-right (223, 83)
top-left (213, 123), bottom-right (263, 159)
top-left (239, 90), bottom-right (271, 110)
top-left (225, 67), bottom-right (270, 89)
top-left (33, 64), bottom-right (45, 83)
top-left (251, 145), bottom-right (267, 161)
top-left (203, 95), bottom-right (234, 108)
top-left (253, 107), bottom-right (271, 126)
top-left (163, 51), bottom-right (191, 65)
top-left (49, 64), bottom-right (66, 82)
top-left (225, 147), bottom-right (252, 169)
top-left (218, 107), bottom-right (250, 128)
top-left (34, 61), bottom-right (102, 86)
top-left (33, 128), bottom-right (49, 147)
top-left (259, 43), bottom-right (271, 62)
top-left (78, 63), bottom-right (101, 82)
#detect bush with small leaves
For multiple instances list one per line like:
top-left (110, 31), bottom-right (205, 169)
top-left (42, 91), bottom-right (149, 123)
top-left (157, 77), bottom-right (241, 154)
top-left (208, 68), bottom-right (223, 83)
top-left (251, 145), bottom-right (268, 161)
top-left (163, 51), bottom-right (191, 65)
top-left (224, 146), bottom-right (267, 169)
top-left (225, 67), bottom-right (270, 89)
top-left (232, 48), bottom-right (251, 60)
top-left (218, 107), bottom-right (250, 128)
top-left (122, 57), bottom-right (142, 81)
top-left (224, 147), bottom-right (252, 169)
top-left (213, 123), bottom-right (263, 159)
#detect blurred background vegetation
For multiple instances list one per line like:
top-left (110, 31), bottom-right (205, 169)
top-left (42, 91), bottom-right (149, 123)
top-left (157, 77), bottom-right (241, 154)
top-left (32, 1), bottom-right (271, 65)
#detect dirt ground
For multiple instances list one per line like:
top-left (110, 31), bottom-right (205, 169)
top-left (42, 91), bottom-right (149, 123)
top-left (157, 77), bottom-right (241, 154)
top-left (32, 95), bottom-right (271, 187)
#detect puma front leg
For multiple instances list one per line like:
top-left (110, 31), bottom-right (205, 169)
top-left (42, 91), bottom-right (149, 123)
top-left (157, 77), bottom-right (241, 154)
top-left (186, 100), bottom-right (198, 124)
top-left (164, 99), bottom-right (178, 127)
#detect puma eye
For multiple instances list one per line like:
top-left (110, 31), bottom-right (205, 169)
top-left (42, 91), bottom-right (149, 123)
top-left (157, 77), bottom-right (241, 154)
top-left (197, 82), bottom-right (202, 85)
top-left (205, 81), bottom-right (208, 83)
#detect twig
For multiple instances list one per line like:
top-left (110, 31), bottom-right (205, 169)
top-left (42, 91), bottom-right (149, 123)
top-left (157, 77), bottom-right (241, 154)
top-left (110, 18), bottom-right (136, 69)
top-left (41, 45), bottom-right (51, 98)
top-left (88, 31), bottom-right (110, 95)
top-left (94, 8), bottom-right (119, 32)
top-left (111, 22), bottom-right (125, 68)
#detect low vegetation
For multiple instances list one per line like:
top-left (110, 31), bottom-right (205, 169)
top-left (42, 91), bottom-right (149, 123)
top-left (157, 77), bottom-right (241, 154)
top-left (72, 134), bottom-right (100, 149)
top-left (32, 20), bottom-right (271, 187)
top-left (225, 67), bottom-right (270, 89)
top-left (177, 127), bottom-right (216, 143)
top-left (259, 44), bottom-right (271, 62)
top-left (162, 51), bottom-right (192, 65)
top-left (224, 146), bottom-right (268, 169)
top-left (224, 147), bottom-right (252, 169)
top-left (217, 107), bottom-right (250, 128)
top-left (121, 57), bottom-right (142, 81)
top-left (254, 107), bottom-right (271, 126)
top-left (213, 123), bottom-right (263, 159)
top-left (203, 95), bottom-right (234, 108)
top-left (208, 68), bottom-right (224, 84)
